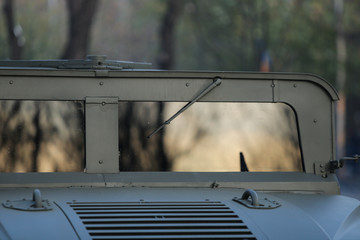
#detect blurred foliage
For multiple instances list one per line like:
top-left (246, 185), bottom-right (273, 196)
top-left (1, 0), bottom-right (359, 90)
top-left (176, 0), bottom-right (338, 84)
top-left (1, 0), bottom-right (67, 59)
top-left (1, 0), bottom-right (360, 171)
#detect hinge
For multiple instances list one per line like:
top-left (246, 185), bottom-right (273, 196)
top-left (314, 155), bottom-right (359, 178)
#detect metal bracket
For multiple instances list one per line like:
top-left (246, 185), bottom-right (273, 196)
top-left (314, 162), bottom-right (331, 178)
top-left (314, 155), bottom-right (359, 178)
top-left (85, 97), bottom-right (119, 173)
top-left (233, 189), bottom-right (281, 209)
top-left (2, 189), bottom-right (52, 211)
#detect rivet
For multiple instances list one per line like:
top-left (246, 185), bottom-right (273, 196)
top-left (101, 102), bottom-right (106, 106)
top-left (313, 119), bottom-right (317, 123)
top-left (322, 173), bottom-right (327, 178)
top-left (9, 80), bottom-right (13, 84)
top-left (321, 169), bottom-right (325, 173)
top-left (271, 83), bottom-right (275, 88)
top-left (293, 83), bottom-right (297, 88)
top-left (320, 164), bottom-right (324, 168)
top-left (99, 160), bottom-right (103, 164)
top-left (99, 81), bottom-right (104, 86)
top-left (186, 82), bottom-right (190, 87)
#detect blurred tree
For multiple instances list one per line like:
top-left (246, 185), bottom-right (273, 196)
top-left (119, 0), bottom-right (183, 171)
top-left (334, 0), bottom-right (347, 158)
top-left (2, 0), bottom-right (23, 60)
top-left (61, 0), bottom-right (99, 59)
top-left (343, 0), bottom-right (360, 174)
top-left (157, 0), bottom-right (182, 70)
top-left (157, 0), bottom-right (183, 170)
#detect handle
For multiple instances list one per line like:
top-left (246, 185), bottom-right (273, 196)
top-left (241, 189), bottom-right (259, 206)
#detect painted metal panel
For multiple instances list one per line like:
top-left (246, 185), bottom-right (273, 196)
top-left (275, 80), bottom-right (335, 173)
top-left (85, 97), bottom-right (119, 173)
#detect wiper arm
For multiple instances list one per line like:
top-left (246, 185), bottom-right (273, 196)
top-left (147, 77), bottom-right (222, 138)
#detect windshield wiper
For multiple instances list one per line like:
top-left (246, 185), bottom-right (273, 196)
top-left (147, 77), bottom-right (222, 138)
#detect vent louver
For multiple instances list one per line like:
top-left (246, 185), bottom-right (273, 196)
top-left (69, 201), bottom-right (256, 240)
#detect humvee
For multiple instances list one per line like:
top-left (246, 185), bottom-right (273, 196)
top-left (0, 56), bottom-right (359, 239)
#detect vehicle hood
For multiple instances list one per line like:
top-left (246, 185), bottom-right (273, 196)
top-left (0, 187), bottom-right (359, 240)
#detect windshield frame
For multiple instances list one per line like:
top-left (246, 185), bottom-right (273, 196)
top-left (0, 68), bottom-right (338, 175)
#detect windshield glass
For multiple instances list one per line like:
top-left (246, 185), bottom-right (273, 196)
top-left (119, 102), bottom-right (302, 172)
top-left (0, 101), bottom-right (302, 172)
top-left (0, 101), bottom-right (84, 172)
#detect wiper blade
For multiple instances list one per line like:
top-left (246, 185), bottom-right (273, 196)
top-left (147, 77), bottom-right (222, 138)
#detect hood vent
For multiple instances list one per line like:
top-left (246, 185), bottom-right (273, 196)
top-left (69, 201), bottom-right (256, 240)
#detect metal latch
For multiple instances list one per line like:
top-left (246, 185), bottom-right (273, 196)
top-left (2, 189), bottom-right (52, 211)
top-left (233, 189), bottom-right (281, 209)
top-left (314, 154), bottom-right (359, 178)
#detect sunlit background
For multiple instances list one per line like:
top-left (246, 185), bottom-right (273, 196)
top-left (0, 0), bottom-right (359, 198)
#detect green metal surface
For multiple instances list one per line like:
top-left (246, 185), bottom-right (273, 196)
top-left (0, 58), bottom-right (358, 240)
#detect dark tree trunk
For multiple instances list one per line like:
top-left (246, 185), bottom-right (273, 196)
top-left (157, 0), bottom-right (182, 70)
top-left (31, 104), bottom-right (42, 172)
top-left (156, 0), bottom-right (183, 170)
top-left (2, 0), bottom-right (23, 60)
top-left (334, 0), bottom-right (347, 159)
top-left (61, 0), bottom-right (99, 59)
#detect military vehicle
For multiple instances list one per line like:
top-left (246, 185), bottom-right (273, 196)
top-left (0, 56), bottom-right (359, 239)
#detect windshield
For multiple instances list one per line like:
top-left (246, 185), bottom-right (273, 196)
top-left (0, 101), bottom-right (302, 172)
top-left (119, 102), bottom-right (302, 172)
top-left (0, 101), bottom-right (84, 172)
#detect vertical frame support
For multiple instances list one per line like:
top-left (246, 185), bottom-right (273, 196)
top-left (85, 97), bottom-right (119, 173)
